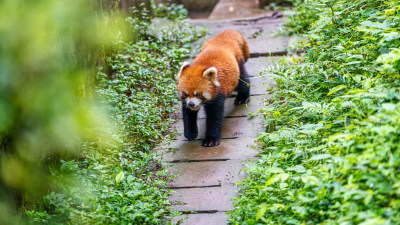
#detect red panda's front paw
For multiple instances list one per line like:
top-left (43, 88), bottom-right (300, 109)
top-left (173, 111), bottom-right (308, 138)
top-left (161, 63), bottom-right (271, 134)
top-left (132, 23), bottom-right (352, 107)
top-left (234, 98), bottom-right (246, 105)
top-left (184, 130), bottom-right (198, 141)
top-left (201, 137), bottom-right (221, 147)
top-left (234, 95), bottom-right (250, 105)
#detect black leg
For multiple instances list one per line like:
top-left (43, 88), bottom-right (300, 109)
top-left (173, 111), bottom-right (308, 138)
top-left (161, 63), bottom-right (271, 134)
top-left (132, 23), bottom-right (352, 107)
top-left (235, 60), bottom-right (250, 105)
top-left (202, 94), bottom-right (225, 147)
top-left (182, 103), bottom-right (198, 141)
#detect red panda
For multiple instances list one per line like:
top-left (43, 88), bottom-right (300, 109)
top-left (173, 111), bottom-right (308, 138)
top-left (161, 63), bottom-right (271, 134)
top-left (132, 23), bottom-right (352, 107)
top-left (177, 30), bottom-right (250, 147)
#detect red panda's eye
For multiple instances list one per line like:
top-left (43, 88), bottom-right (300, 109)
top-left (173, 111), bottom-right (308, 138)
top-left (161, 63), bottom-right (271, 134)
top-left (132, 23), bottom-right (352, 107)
top-left (195, 93), bottom-right (201, 97)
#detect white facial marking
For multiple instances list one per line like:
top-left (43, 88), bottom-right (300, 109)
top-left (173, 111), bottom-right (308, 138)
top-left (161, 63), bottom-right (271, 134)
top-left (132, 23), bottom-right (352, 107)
top-left (194, 91), bottom-right (197, 95)
top-left (185, 91), bottom-right (188, 95)
top-left (203, 92), bottom-right (212, 100)
top-left (185, 97), bottom-right (202, 110)
top-left (186, 97), bottom-right (201, 107)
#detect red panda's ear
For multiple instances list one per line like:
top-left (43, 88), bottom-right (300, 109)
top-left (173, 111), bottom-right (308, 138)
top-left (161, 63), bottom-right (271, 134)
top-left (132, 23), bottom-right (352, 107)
top-left (203, 67), bottom-right (220, 87)
top-left (177, 61), bottom-right (190, 79)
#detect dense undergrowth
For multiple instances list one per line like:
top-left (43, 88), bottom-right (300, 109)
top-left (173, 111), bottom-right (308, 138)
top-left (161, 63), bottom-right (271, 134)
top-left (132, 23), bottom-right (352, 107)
top-left (23, 3), bottom-right (203, 224)
top-left (230, 0), bottom-right (400, 224)
top-left (279, 0), bottom-right (320, 35)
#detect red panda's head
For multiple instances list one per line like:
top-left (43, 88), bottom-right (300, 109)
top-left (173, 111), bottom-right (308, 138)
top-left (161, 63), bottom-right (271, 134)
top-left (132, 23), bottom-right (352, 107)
top-left (176, 62), bottom-right (220, 111)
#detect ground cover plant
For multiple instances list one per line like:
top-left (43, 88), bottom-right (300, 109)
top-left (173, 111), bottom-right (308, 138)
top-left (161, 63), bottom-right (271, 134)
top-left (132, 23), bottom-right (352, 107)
top-left (278, 0), bottom-right (321, 35)
top-left (29, 4), bottom-right (203, 224)
top-left (0, 0), bottom-right (202, 224)
top-left (229, 0), bottom-right (400, 224)
top-left (0, 0), bottom-right (123, 223)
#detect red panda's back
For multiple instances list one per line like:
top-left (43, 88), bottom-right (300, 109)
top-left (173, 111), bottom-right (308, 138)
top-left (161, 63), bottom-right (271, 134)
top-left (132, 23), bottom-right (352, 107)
top-left (202, 30), bottom-right (249, 64)
top-left (180, 30), bottom-right (249, 97)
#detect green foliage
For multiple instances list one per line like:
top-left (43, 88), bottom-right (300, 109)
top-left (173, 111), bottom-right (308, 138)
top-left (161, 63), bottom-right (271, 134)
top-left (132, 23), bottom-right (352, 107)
top-left (281, 0), bottom-right (322, 35)
top-left (230, 0), bottom-right (400, 224)
top-left (27, 3), bottom-right (202, 224)
top-left (0, 0), bottom-right (125, 223)
top-left (97, 2), bottom-right (204, 152)
top-left (0, 1), bottom-right (203, 224)
top-left (28, 148), bottom-right (171, 224)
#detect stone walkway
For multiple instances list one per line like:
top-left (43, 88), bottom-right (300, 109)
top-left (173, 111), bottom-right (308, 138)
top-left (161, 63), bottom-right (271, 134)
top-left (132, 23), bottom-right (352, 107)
top-left (209, 0), bottom-right (260, 20)
top-left (156, 10), bottom-right (290, 225)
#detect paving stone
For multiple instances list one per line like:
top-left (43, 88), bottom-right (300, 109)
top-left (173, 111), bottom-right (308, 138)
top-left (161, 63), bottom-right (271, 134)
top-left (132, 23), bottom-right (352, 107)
top-left (246, 56), bottom-right (282, 77)
top-left (170, 186), bottom-right (237, 212)
top-left (232, 12), bottom-right (286, 26)
top-left (248, 76), bottom-right (276, 95)
top-left (247, 35), bottom-right (290, 55)
top-left (171, 212), bottom-right (228, 225)
top-left (159, 138), bottom-right (258, 162)
top-left (208, 0), bottom-right (260, 20)
top-left (196, 95), bottom-right (267, 119)
top-left (173, 93), bottom-right (271, 120)
top-left (235, 26), bottom-right (270, 40)
top-left (197, 22), bottom-right (282, 39)
top-left (165, 11), bottom-right (285, 224)
top-left (189, 9), bottom-right (285, 24)
top-left (241, 24), bottom-right (282, 40)
top-left (174, 115), bottom-right (264, 140)
top-left (167, 160), bottom-right (246, 187)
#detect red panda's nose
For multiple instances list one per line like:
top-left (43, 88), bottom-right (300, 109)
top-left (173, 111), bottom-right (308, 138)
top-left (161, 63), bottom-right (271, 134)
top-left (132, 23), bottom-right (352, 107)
top-left (188, 102), bottom-right (195, 107)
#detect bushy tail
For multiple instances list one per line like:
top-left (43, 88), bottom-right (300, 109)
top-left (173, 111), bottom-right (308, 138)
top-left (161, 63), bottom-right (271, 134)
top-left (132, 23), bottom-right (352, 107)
top-left (242, 37), bottom-right (250, 62)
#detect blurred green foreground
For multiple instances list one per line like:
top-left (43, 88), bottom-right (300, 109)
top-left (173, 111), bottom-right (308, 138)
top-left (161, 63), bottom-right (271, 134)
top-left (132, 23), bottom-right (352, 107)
top-left (0, 0), bottom-right (122, 221)
top-left (0, 0), bottom-right (200, 223)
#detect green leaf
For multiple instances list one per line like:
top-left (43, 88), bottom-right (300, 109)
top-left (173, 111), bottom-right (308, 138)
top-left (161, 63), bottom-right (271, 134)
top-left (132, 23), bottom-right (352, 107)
top-left (359, 218), bottom-right (386, 225)
top-left (115, 171), bottom-right (125, 185)
top-left (265, 173), bottom-right (289, 186)
top-left (265, 174), bottom-right (281, 186)
top-left (256, 203), bottom-right (268, 221)
top-left (301, 176), bottom-right (319, 186)
top-left (343, 61), bottom-right (362, 65)
top-left (327, 85), bottom-right (347, 96)
top-left (364, 190), bottom-right (373, 205)
top-left (286, 165), bottom-right (306, 173)
top-left (382, 103), bottom-right (397, 111)
top-left (386, 89), bottom-right (396, 100)
top-left (361, 21), bottom-right (385, 29)
top-left (280, 173), bottom-right (289, 182)
top-left (308, 154), bottom-right (331, 161)
top-left (268, 167), bottom-right (284, 173)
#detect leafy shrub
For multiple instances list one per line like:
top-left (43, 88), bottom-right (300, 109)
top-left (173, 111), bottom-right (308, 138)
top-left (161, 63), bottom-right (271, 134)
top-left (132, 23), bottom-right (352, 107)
top-left (23, 2), bottom-right (204, 224)
top-left (280, 0), bottom-right (321, 35)
top-left (0, 0), bottom-right (125, 223)
top-left (97, 2), bottom-right (204, 152)
top-left (229, 0), bottom-right (400, 224)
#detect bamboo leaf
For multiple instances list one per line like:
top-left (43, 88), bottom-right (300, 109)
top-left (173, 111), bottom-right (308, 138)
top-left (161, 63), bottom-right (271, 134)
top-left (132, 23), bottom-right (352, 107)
top-left (256, 203), bottom-right (268, 221)
top-left (115, 171), bottom-right (125, 185)
top-left (327, 85), bottom-right (347, 96)
top-left (309, 154), bottom-right (331, 161)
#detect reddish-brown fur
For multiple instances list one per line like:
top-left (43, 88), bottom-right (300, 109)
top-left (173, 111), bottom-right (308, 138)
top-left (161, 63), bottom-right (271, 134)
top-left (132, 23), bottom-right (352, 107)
top-left (177, 30), bottom-right (249, 99)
